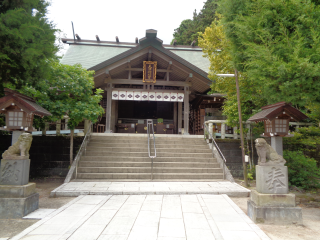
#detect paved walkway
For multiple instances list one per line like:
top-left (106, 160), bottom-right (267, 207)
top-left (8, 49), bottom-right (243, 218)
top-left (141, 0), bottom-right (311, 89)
top-left (50, 181), bottom-right (250, 198)
top-left (12, 194), bottom-right (269, 240)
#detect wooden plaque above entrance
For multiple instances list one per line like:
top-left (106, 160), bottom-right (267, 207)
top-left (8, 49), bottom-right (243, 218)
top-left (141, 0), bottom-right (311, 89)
top-left (143, 61), bottom-right (157, 83)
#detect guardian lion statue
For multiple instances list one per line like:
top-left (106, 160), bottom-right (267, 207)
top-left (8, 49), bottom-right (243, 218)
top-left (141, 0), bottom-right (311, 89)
top-left (2, 133), bottom-right (33, 160)
top-left (255, 138), bottom-right (286, 166)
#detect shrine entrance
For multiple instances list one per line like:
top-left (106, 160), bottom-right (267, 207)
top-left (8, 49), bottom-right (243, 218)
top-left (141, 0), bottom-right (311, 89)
top-left (115, 100), bottom-right (179, 134)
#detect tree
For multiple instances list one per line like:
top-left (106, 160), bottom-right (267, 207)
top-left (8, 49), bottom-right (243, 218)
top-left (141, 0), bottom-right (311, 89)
top-left (218, 0), bottom-right (320, 121)
top-left (198, 17), bottom-right (266, 125)
top-left (22, 61), bottom-right (104, 165)
top-left (172, 0), bottom-right (219, 45)
top-left (0, 0), bottom-right (58, 95)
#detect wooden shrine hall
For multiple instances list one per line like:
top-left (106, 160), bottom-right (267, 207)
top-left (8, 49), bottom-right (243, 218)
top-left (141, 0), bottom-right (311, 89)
top-left (61, 29), bottom-right (224, 134)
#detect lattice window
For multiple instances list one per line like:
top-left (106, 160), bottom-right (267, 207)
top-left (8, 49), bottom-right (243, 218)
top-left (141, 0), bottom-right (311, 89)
top-left (275, 119), bottom-right (287, 133)
top-left (25, 113), bottom-right (33, 127)
top-left (8, 111), bottom-right (23, 126)
top-left (266, 121), bottom-right (273, 133)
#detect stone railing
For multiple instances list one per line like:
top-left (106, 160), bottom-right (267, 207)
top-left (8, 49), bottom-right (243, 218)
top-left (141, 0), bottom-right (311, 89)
top-left (204, 120), bottom-right (313, 140)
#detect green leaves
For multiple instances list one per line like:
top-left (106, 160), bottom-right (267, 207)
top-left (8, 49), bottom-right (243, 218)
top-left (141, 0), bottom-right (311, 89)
top-left (0, 0), bottom-right (58, 93)
top-left (22, 61), bottom-right (104, 130)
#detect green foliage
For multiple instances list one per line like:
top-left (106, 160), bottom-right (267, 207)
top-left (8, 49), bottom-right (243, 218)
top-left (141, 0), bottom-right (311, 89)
top-left (284, 150), bottom-right (320, 189)
top-left (284, 126), bottom-right (320, 166)
top-left (247, 165), bottom-right (256, 180)
top-left (198, 17), bottom-right (267, 126)
top-left (172, 0), bottom-right (219, 45)
top-left (0, 0), bottom-right (59, 94)
top-left (218, 0), bottom-right (320, 119)
top-left (21, 61), bottom-right (105, 130)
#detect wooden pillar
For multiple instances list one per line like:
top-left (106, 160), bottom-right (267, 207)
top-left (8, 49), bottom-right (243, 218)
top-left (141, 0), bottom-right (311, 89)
top-left (42, 122), bottom-right (49, 136)
top-left (178, 102), bottom-right (182, 134)
top-left (183, 86), bottom-right (189, 135)
top-left (221, 122), bottom-right (226, 139)
top-left (56, 119), bottom-right (61, 136)
top-left (105, 83), bottom-right (112, 133)
top-left (111, 100), bottom-right (117, 133)
top-left (233, 126), bottom-right (238, 139)
top-left (173, 102), bottom-right (177, 134)
top-left (84, 119), bottom-right (89, 135)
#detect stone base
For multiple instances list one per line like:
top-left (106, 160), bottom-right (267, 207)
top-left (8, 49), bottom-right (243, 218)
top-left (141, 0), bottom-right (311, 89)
top-left (0, 183), bottom-right (36, 198)
top-left (0, 159), bottom-right (30, 185)
top-left (247, 200), bottom-right (302, 224)
top-left (0, 193), bottom-right (39, 219)
top-left (250, 189), bottom-right (295, 207)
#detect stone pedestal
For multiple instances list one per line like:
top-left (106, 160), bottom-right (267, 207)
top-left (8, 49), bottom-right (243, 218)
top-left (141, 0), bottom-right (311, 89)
top-left (271, 136), bottom-right (283, 156)
top-left (256, 165), bottom-right (288, 194)
top-left (0, 183), bottom-right (39, 219)
top-left (248, 190), bottom-right (302, 224)
top-left (0, 159), bottom-right (30, 185)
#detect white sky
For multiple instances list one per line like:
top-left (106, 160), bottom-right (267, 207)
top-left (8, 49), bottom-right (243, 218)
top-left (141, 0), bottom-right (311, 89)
top-left (47, 0), bottom-right (206, 55)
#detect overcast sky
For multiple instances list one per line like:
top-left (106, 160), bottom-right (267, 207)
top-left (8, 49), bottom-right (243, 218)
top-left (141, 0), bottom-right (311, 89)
top-left (47, 0), bottom-right (206, 55)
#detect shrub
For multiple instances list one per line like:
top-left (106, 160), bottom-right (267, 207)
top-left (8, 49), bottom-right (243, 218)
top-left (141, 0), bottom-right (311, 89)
top-left (284, 150), bottom-right (320, 190)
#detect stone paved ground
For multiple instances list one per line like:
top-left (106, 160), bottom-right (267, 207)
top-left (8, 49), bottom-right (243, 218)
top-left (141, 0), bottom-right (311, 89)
top-left (11, 194), bottom-right (269, 240)
top-left (50, 181), bottom-right (250, 197)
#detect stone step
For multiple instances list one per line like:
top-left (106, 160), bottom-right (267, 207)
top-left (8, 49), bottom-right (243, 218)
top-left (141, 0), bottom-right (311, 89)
top-left (80, 156), bottom-right (215, 163)
top-left (78, 167), bottom-right (223, 174)
top-left (83, 152), bottom-right (213, 158)
top-left (90, 139), bottom-right (205, 144)
top-left (78, 161), bottom-right (220, 168)
top-left (77, 172), bottom-right (224, 179)
top-left (85, 147), bottom-right (212, 154)
top-left (87, 143), bottom-right (208, 148)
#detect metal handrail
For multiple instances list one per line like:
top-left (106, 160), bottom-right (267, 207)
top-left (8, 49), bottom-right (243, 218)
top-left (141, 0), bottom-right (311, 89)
top-left (75, 122), bottom-right (92, 179)
top-left (64, 122), bottom-right (92, 183)
top-left (203, 123), bottom-right (227, 180)
top-left (147, 119), bottom-right (156, 180)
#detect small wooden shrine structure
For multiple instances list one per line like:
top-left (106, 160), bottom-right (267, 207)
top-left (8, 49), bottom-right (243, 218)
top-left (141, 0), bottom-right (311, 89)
top-left (0, 88), bottom-right (51, 132)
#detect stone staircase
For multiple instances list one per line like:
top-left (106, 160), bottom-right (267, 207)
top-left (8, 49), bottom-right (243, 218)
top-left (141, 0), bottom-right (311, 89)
top-left (76, 135), bottom-right (224, 180)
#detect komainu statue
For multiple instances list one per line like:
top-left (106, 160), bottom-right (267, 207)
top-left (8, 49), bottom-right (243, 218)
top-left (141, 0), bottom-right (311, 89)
top-left (255, 138), bottom-right (286, 166)
top-left (2, 133), bottom-right (33, 160)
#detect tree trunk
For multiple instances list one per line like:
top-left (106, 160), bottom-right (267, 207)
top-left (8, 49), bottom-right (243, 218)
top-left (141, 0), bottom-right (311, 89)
top-left (70, 129), bottom-right (74, 165)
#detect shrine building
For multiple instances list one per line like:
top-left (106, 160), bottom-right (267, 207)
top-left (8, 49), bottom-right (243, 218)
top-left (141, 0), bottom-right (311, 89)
top-left (61, 29), bottom-right (225, 135)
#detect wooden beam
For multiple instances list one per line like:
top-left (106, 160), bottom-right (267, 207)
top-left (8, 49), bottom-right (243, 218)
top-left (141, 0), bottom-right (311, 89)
top-left (148, 49), bottom-right (152, 61)
top-left (186, 73), bottom-right (193, 82)
top-left (110, 87), bottom-right (185, 94)
top-left (104, 78), bottom-right (192, 87)
top-left (125, 68), bottom-right (172, 73)
top-left (96, 35), bottom-right (100, 41)
top-left (164, 61), bottom-right (172, 81)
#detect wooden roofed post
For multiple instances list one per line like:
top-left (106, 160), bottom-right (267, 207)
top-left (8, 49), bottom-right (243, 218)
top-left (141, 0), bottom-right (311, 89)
top-left (174, 102), bottom-right (177, 134)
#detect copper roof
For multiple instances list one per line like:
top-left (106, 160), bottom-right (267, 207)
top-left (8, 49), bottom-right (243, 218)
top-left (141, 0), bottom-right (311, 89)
top-left (248, 102), bottom-right (308, 122)
top-left (0, 89), bottom-right (51, 117)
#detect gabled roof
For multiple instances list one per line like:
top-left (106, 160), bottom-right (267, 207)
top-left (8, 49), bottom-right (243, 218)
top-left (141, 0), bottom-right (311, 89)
top-left (248, 102), bottom-right (308, 122)
top-left (0, 89), bottom-right (51, 117)
top-left (60, 30), bottom-right (210, 76)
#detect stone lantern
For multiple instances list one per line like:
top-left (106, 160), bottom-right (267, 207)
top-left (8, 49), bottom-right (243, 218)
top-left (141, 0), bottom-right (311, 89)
top-left (0, 89), bottom-right (51, 219)
top-left (246, 102), bottom-right (307, 224)
top-left (0, 88), bottom-right (51, 144)
top-left (248, 102), bottom-right (308, 156)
